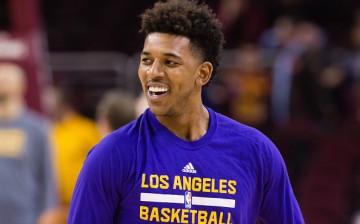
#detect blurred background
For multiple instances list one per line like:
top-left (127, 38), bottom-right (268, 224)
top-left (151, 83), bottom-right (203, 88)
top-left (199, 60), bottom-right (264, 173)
top-left (1, 0), bottom-right (360, 223)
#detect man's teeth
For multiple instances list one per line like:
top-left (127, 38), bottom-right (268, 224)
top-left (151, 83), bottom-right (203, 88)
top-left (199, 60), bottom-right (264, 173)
top-left (149, 86), bottom-right (168, 92)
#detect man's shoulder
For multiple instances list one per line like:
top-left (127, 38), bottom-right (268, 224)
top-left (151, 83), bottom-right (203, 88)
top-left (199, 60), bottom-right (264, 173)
top-left (94, 115), bottom-right (145, 152)
top-left (101, 121), bottom-right (136, 143)
top-left (215, 111), bottom-right (263, 138)
top-left (113, 113), bottom-right (147, 138)
top-left (212, 110), bottom-right (275, 151)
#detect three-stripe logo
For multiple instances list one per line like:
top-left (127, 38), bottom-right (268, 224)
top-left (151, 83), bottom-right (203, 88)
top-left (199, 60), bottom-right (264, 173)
top-left (182, 162), bottom-right (197, 173)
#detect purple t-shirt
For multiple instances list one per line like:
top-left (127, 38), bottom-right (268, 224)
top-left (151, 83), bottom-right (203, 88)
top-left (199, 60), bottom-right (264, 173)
top-left (68, 108), bottom-right (304, 224)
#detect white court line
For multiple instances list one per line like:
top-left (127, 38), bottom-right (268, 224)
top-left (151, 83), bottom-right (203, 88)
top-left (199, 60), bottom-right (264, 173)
top-left (140, 193), bottom-right (235, 208)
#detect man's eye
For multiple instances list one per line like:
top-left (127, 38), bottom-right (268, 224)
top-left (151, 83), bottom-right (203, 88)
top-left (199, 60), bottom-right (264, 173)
top-left (141, 58), bottom-right (152, 65)
top-left (165, 60), bottom-right (178, 66)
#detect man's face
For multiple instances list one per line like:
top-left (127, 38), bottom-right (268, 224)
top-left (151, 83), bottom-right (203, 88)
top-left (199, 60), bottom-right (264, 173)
top-left (0, 63), bottom-right (25, 102)
top-left (138, 33), bottom-right (203, 117)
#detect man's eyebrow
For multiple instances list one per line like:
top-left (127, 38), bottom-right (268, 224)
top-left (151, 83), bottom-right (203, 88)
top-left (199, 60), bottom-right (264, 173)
top-left (141, 51), bottom-right (181, 59)
top-left (163, 53), bottom-right (182, 59)
top-left (141, 51), bottom-right (150, 56)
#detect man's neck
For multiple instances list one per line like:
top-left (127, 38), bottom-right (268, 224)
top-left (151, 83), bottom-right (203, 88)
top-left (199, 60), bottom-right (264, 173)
top-left (156, 105), bottom-right (210, 141)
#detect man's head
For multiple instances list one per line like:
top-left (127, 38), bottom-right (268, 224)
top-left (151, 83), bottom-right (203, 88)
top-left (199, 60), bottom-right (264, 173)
top-left (139, 0), bottom-right (224, 116)
top-left (140, 0), bottom-right (224, 86)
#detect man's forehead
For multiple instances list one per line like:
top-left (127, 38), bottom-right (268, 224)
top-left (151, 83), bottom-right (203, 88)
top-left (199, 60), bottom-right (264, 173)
top-left (142, 33), bottom-right (202, 61)
top-left (144, 33), bottom-right (191, 50)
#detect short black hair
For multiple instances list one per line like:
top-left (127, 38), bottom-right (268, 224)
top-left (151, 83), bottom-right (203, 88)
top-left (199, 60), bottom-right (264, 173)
top-left (140, 0), bottom-right (224, 86)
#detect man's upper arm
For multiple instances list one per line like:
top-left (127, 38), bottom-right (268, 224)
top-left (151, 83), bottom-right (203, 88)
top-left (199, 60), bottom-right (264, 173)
top-left (68, 139), bottom-right (122, 224)
top-left (258, 138), bottom-right (304, 224)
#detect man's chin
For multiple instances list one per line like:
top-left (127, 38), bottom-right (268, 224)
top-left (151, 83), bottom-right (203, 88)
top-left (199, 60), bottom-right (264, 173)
top-left (149, 107), bottom-right (165, 116)
top-left (149, 106), bottom-right (171, 117)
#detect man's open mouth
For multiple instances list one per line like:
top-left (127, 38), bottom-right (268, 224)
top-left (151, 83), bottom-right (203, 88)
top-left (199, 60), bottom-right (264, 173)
top-left (149, 86), bottom-right (169, 96)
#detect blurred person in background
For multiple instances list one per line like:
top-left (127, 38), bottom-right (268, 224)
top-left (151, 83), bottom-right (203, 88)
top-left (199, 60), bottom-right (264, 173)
top-left (216, 0), bottom-right (265, 48)
top-left (41, 86), bottom-right (101, 223)
top-left (270, 20), bottom-right (327, 125)
top-left (223, 44), bottom-right (271, 130)
top-left (204, 44), bottom-right (271, 131)
top-left (346, 21), bottom-right (360, 122)
top-left (259, 15), bottom-right (296, 50)
top-left (272, 19), bottom-right (359, 224)
top-left (96, 88), bottom-right (136, 137)
top-left (0, 61), bottom-right (56, 224)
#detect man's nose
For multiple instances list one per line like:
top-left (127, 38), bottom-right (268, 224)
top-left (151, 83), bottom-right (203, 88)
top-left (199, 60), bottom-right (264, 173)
top-left (148, 60), bottom-right (165, 78)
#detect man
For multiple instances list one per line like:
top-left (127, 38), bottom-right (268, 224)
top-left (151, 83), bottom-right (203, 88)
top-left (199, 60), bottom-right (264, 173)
top-left (0, 61), bottom-right (56, 223)
top-left (68, 0), bottom-right (304, 223)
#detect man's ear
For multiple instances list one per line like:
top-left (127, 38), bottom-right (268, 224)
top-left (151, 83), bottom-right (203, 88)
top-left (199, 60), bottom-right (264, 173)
top-left (196, 62), bottom-right (213, 86)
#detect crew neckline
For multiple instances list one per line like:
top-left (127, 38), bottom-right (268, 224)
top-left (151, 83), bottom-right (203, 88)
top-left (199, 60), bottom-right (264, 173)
top-left (146, 107), bottom-right (217, 149)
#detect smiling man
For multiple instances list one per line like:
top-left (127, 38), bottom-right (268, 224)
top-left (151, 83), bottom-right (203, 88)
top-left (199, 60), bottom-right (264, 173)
top-left (68, 0), bottom-right (304, 223)
top-left (138, 32), bottom-right (212, 140)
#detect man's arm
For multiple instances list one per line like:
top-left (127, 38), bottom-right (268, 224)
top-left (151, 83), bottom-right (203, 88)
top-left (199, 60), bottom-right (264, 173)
top-left (68, 140), bottom-right (121, 224)
top-left (258, 137), bottom-right (305, 224)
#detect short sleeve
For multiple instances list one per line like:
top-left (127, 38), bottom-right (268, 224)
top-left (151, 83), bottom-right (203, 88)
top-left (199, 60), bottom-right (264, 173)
top-left (68, 136), bottom-right (122, 224)
top-left (258, 136), bottom-right (304, 224)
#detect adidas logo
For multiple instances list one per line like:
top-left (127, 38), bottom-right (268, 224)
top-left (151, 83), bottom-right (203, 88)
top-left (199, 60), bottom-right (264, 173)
top-left (182, 162), bottom-right (197, 173)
